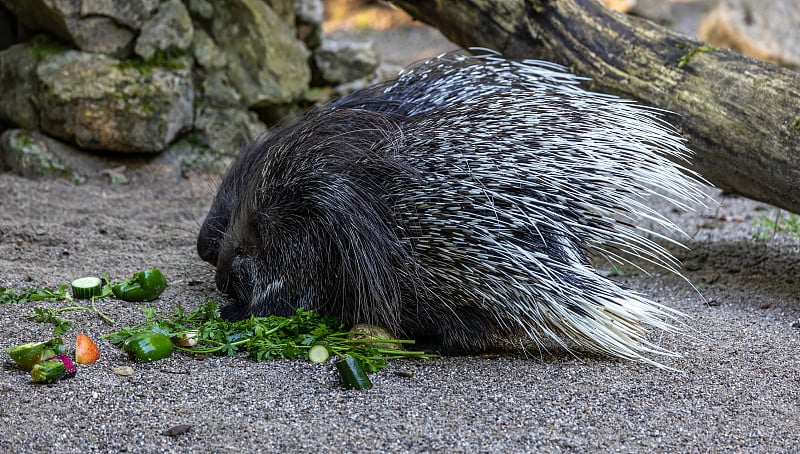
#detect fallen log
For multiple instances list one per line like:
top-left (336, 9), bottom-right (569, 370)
top-left (392, 0), bottom-right (800, 213)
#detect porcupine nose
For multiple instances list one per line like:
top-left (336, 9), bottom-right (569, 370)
top-left (214, 243), bottom-right (246, 296)
top-left (197, 213), bottom-right (229, 266)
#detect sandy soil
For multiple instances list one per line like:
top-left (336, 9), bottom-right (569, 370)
top-left (1, 19), bottom-right (800, 454)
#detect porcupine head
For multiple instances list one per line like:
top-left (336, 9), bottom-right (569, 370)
top-left (209, 109), bottom-right (411, 330)
top-left (200, 51), bottom-right (708, 366)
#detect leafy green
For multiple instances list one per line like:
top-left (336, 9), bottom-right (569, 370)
top-left (6, 273), bottom-right (436, 373)
top-left (752, 209), bottom-right (800, 240)
top-left (105, 301), bottom-right (435, 372)
top-left (26, 308), bottom-right (73, 337)
top-left (1, 285), bottom-right (70, 305)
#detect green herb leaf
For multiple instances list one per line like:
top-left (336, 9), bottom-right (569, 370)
top-left (26, 308), bottom-right (73, 336)
top-left (1, 286), bottom-right (69, 305)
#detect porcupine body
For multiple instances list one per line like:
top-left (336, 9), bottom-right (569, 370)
top-left (198, 51), bottom-right (706, 366)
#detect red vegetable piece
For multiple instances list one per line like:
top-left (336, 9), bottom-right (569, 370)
top-left (52, 354), bottom-right (77, 378)
top-left (76, 333), bottom-right (100, 365)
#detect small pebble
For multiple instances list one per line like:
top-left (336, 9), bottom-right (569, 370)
top-left (111, 365), bottom-right (135, 376)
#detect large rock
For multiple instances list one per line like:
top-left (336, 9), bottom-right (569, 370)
top-left (0, 40), bottom-right (44, 130)
top-left (1, 0), bottom-right (316, 166)
top-left (199, 72), bottom-right (243, 108)
top-left (35, 51), bottom-right (194, 152)
top-left (264, 0), bottom-right (296, 27)
top-left (186, 0), bottom-right (213, 19)
top-left (134, 0), bottom-right (194, 61)
top-left (193, 106), bottom-right (265, 157)
top-left (314, 40), bottom-right (379, 85)
top-left (0, 41), bottom-right (194, 153)
top-left (699, 0), bottom-right (800, 68)
top-left (295, 0), bottom-right (323, 49)
top-left (192, 28), bottom-right (227, 70)
top-left (167, 107), bottom-right (265, 176)
top-left (78, 0), bottom-right (160, 29)
top-left (191, 29), bottom-right (242, 107)
top-left (1, 0), bottom-right (160, 56)
top-left (0, 129), bottom-right (85, 182)
top-left (192, 0), bottom-right (311, 107)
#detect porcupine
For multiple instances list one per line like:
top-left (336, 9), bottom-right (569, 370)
top-left (198, 50), bottom-right (706, 366)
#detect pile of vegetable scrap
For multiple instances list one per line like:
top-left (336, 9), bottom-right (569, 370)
top-left (0, 268), bottom-right (169, 335)
top-left (105, 301), bottom-right (437, 390)
top-left (7, 334), bottom-right (100, 383)
top-left (3, 268), bottom-right (437, 390)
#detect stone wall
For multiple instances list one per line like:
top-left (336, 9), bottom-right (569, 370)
top-left (0, 0), bottom-right (377, 180)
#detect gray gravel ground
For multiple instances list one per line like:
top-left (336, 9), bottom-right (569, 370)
top-left (1, 147), bottom-right (799, 453)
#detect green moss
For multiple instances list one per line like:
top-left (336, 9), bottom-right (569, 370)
top-left (16, 132), bottom-right (34, 148)
top-left (114, 59), bottom-right (155, 76)
top-left (109, 85), bottom-right (156, 117)
top-left (676, 44), bottom-right (719, 68)
top-left (113, 49), bottom-right (186, 76)
top-left (7, 131), bottom-right (84, 184)
top-left (792, 118), bottom-right (800, 134)
top-left (26, 40), bottom-right (69, 60)
top-left (140, 101), bottom-right (155, 115)
top-left (149, 49), bottom-right (187, 70)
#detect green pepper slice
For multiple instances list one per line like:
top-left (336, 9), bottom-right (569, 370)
top-left (111, 268), bottom-right (167, 302)
top-left (122, 332), bottom-right (174, 363)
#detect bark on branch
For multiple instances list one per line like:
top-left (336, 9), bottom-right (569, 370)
top-left (392, 0), bottom-right (800, 213)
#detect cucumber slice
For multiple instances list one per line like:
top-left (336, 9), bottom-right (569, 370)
top-left (71, 276), bottom-right (103, 299)
top-left (7, 338), bottom-right (65, 371)
top-left (335, 356), bottom-right (373, 390)
top-left (308, 344), bottom-right (329, 364)
top-left (30, 359), bottom-right (67, 383)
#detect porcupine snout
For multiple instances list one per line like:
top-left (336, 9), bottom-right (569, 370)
top-left (215, 247), bottom-right (296, 321)
top-left (197, 215), bottom-right (225, 266)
